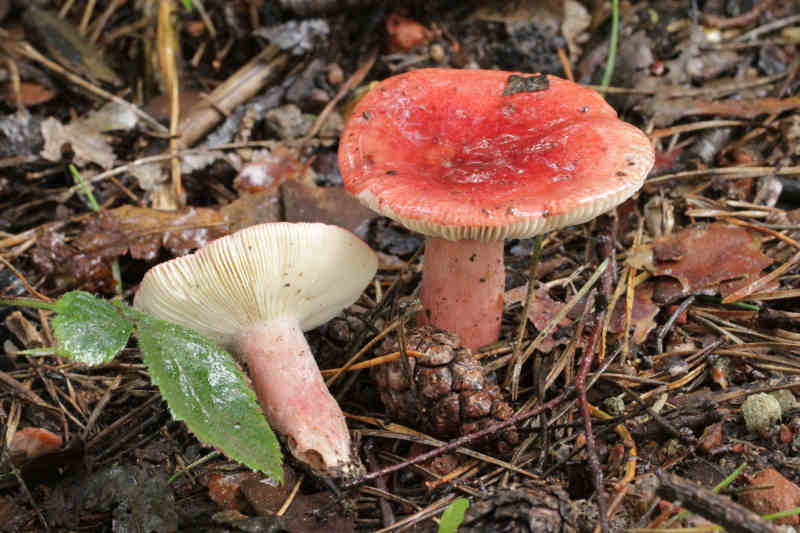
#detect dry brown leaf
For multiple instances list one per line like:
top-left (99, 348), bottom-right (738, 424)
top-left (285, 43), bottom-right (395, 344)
top-left (40, 102), bottom-right (137, 169)
top-left (3, 82), bottom-right (56, 106)
top-left (34, 194), bottom-right (280, 293)
top-left (628, 223), bottom-right (773, 303)
top-left (281, 180), bottom-right (376, 235)
top-left (233, 144), bottom-right (311, 193)
top-left (608, 281), bottom-right (660, 344)
top-left (738, 468), bottom-right (800, 525)
top-left (504, 284), bottom-right (571, 352)
top-left (40, 117), bottom-right (115, 169)
top-left (22, 7), bottom-right (121, 85)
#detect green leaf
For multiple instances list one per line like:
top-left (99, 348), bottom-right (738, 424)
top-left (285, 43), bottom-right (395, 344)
top-left (52, 291), bottom-right (134, 365)
top-left (136, 316), bottom-right (283, 483)
top-left (438, 498), bottom-right (469, 533)
top-left (181, 0), bottom-right (192, 10)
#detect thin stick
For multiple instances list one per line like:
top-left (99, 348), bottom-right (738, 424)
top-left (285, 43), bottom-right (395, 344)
top-left (79, 0), bottom-right (97, 34)
top-left (321, 350), bottom-right (428, 376)
top-left (512, 234), bottom-right (544, 376)
top-left (648, 165), bottom-right (800, 184)
top-left (302, 49), bottom-right (377, 143)
top-left (557, 48), bottom-right (574, 81)
top-left (276, 474), bottom-right (304, 516)
top-left (158, 0), bottom-right (184, 208)
top-left (0, 260), bottom-right (53, 303)
top-left (577, 315), bottom-right (609, 533)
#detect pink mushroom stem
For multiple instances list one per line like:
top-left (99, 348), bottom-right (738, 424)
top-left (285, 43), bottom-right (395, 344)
top-left (235, 317), bottom-right (353, 475)
top-left (420, 236), bottom-right (505, 351)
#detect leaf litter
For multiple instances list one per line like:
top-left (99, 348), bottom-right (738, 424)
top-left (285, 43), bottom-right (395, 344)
top-left (2, 0), bottom-right (800, 532)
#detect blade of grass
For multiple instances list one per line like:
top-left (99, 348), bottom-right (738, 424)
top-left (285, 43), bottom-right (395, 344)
top-left (69, 164), bottom-right (100, 212)
top-left (601, 0), bottom-right (619, 89)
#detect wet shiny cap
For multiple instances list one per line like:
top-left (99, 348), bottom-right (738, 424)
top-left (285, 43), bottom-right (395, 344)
top-left (339, 68), bottom-right (654, 241)
top-left (133, 222), bottom-right (378, 348)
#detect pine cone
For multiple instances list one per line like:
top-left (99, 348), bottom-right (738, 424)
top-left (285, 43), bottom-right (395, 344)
top-left (460, 485), bottom-right (577, 533)
top-left (372, 327), bottom-right (519, 454)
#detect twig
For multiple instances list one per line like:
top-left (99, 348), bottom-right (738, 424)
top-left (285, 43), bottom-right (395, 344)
top-left (0, 257), bottom-right (52, 303)
top-left (301, 48), bottom-right (377, 144)
top-left (276, 474), bottom-right (304, 516)
top-left (365, 441), bottom-right (395, 527)
top-left (734, 13), bottom-right (800, 42)
top-left (512, 234), bottom-right (544, 378)
top-left (557, 48), bottom-right (574, 81)
top-left (657, 296), bottom-right (695, 354)
top-left (656, 470), bottom-right (780, 533)
top-left (723, 250), bottom-right (800, 303)
top-left (578, 315), bottom-right (609, 533)
top-left (648, 165), bottom-right (800, 184)
top-left (158, 0), bottom-right (185, 208)
top-left (702, 0), bottom-right (777, 29)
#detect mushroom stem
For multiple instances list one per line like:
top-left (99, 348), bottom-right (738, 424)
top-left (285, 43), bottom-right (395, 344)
top-left (420, 236), bottom-right (505, 351)
top-left (235, 317), bottom-right (356, 476)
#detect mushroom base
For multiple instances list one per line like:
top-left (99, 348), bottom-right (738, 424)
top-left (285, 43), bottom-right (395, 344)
top-left (419, 237), bottom-right (505, 351)
top-left (235, 318), bottom-right (361, 478)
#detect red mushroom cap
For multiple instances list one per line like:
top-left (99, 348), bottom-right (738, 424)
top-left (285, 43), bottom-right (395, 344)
top-left (339, 68), bottom-right (654, 241)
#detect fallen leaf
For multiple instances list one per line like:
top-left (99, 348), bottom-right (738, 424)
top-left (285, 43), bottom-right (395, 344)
top-left (144, 89), bottom-right (205, 122)
top-left (697, 422), bottom-right (723, 454)
top-left (40, 116), bottom-right (115, 168)
top-left (0, 112), bottom-right (43, 158)
top-left (504, 284), bottom-right (571, 352)
top-left (234, 144), bottom-right (311, 193)
top-left (738, 468), bottom-right (800, 525)
top-left (628, 223), bottom-right (774, 303)
top-left (71, 205), bottom-right (229, 262)
top-left (34, 188), bottom-right (285, 292)
top-left (22, 7), bottom-right (121, 85)
top-left (608, 282), bottom-right (660, 344)
top-left (240, 468), bottom-right (355, 532)
top-left (281, 180), bottom-right (376, 235)
top-left (4, 310), bottom-right (45, 348)
top-left (40, 101), bottom-right (138, 169)
top-left (561, 0), bottom-right (591, 59)
top-left (207, 472), bottom-right (254, 512)
top-left (254, 19), bottom-right (329, 56)
top-left (3, 81), bottom-right (56, 106)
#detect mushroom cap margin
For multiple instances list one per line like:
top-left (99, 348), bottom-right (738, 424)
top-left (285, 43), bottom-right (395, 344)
top-left (133, 222), bottom-right (378, 348)
top-left (339, 68), bottom-right (655, 241)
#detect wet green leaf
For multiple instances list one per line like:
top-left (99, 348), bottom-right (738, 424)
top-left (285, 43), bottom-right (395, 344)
top-left (136, 316), bottom-right (283, 483)
top-left (438, 498), bottom-right (469, 533)
top-left (52, 291), bottom-right (134, 365)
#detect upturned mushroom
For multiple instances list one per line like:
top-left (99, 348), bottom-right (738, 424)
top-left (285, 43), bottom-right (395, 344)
top-left (134, 222), bottom-right (377, 478)
top-left (339, 68), bottom-right (654, 350)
